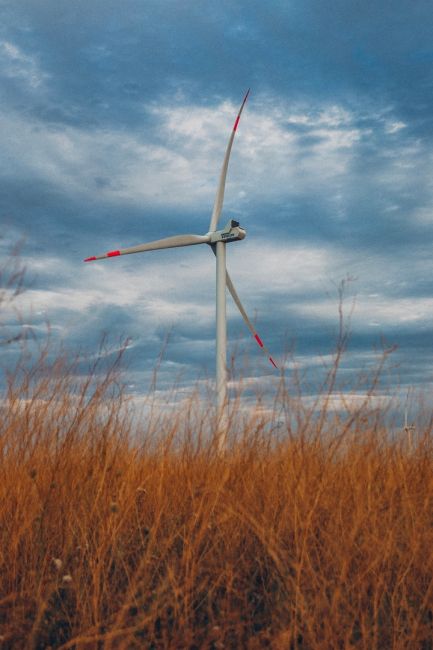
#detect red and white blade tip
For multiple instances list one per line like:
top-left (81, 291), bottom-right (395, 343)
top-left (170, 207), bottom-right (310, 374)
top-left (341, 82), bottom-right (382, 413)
top-left (233, 88), bottom-right (250, 132)
top-left (254, 332), bottom-right (278, 369)
top-left (84, 249), bottom-right (120, 262)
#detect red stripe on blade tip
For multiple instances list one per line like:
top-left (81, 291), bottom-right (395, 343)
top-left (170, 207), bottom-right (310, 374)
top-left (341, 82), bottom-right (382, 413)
top-left (254, 333), bottom-right (264, 348)
top-left (269, 357), bottom-right (278, 369)
top-left (233, 88), bottom-right (250, 132)
top-left (107, 250), bottom-right (120, 257)
top-left (84, 256), bottom-right (96, 262)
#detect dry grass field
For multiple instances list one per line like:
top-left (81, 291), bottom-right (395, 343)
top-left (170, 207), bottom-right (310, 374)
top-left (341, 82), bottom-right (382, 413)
top-left (0, 337), bottom-right (432, 650)
top-left (1, 254), bottom-right (432, 649)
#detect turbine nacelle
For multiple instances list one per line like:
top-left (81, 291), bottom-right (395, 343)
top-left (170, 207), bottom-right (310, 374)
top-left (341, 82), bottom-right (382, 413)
top-left (208, 219), bottom-right (246, 244)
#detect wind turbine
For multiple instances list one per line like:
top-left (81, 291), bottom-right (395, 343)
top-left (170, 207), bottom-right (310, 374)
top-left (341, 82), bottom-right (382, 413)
top-left (84, 90), bottom-right (277, 420)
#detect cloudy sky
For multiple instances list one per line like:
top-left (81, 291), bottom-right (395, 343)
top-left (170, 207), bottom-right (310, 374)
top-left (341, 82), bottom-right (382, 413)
top-left (2, 0), bottom-right (433, 407)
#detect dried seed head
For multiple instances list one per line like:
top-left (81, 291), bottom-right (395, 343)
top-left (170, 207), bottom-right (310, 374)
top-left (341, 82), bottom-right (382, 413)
top-left (52, 558), bottom-right (63, 571)
top-left (62, 574), bottom-right (72, 584)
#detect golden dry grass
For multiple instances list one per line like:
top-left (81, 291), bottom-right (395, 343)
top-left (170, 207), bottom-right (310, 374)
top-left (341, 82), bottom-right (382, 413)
top-left (0, 339), bottom-right (432, 650)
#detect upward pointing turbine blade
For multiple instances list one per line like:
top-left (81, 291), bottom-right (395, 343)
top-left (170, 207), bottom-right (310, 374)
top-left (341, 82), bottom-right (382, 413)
top-left (208, 89), bottom-right (250, 233)
top-left (225, 271), bottom-right (278, 369)
top-left (84, 233), bottom-right (210, 262)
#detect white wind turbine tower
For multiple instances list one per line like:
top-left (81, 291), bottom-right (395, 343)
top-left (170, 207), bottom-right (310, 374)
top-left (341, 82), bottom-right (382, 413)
top-left (84, 90), bottom-right (277, 424)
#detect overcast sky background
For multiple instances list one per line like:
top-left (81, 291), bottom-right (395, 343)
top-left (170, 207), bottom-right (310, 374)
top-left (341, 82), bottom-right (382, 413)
top-left (2, 0), bottom-right (433, 410)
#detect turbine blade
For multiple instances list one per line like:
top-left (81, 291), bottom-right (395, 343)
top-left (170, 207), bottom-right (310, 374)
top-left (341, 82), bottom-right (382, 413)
top-left (208, 89), bottom-right (250, 233)
top-left (84, 233), bottom-right (210, 262)
top-left (226, 271), bottom-right (278, 369)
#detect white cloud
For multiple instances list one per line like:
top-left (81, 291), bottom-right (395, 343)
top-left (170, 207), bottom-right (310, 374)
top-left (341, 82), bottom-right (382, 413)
top-left (227, 241), bottom-right (339, 297)
top-left (152, 99), bottom-right (364, 202)
top-left (0, 40), bottom-right (48, 89)
top-left (385, 121), bottom-right (406, 134)
top-left (10, 250), bottom-right (217, 336)
top-left (11, 232), bottom-right (433, 360)
top-left (0, 96), bottom-right (391, 212)
top-left (296, 295), bottom-right (433, 329)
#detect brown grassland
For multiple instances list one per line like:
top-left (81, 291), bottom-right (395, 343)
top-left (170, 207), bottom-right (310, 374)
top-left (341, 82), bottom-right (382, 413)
top-left (0, 258), bottom-right (432, 649)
